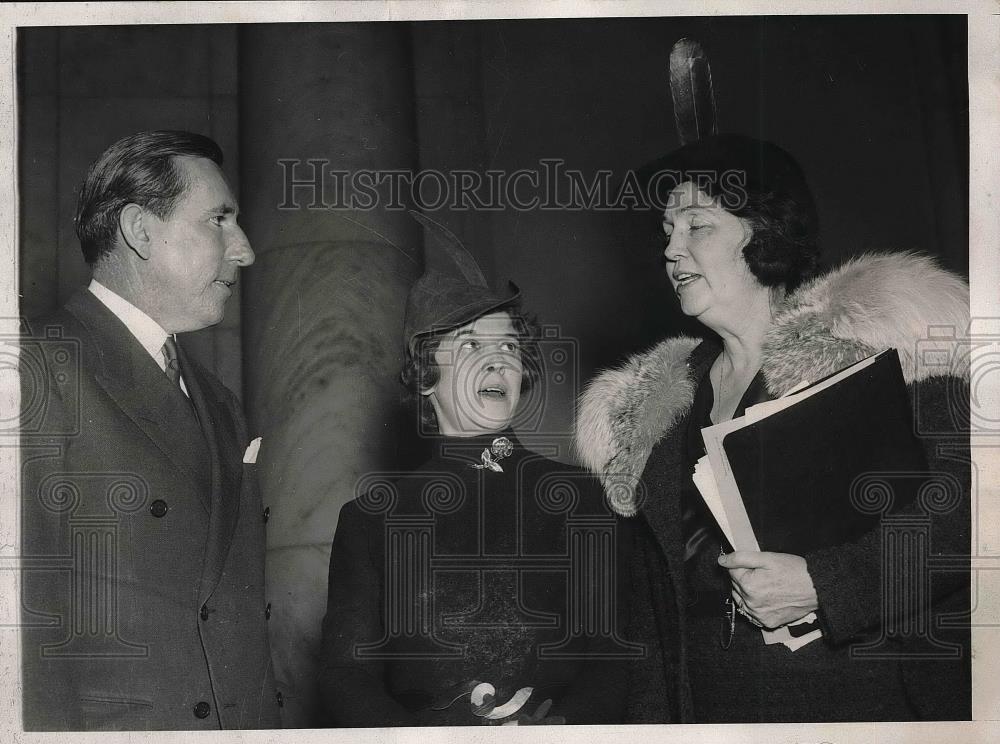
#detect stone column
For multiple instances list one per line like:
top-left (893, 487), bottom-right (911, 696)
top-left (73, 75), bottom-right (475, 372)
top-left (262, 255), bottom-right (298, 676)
top-left (238, 24), bottom-right (420, 727)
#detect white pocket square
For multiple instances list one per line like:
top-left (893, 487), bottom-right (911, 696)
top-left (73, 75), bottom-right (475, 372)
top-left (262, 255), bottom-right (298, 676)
top-left (243, 437), bottom-right (262, 464)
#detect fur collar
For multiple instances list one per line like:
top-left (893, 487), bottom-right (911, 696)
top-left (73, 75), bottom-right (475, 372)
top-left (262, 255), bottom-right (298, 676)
top-left (576, 252), bottom-right (970, 516)
top-left (575, 336), bottom-right (701, 516)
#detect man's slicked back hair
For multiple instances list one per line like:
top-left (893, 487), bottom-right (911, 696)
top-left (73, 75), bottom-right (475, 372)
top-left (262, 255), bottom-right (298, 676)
top-left (75, 130), bottom-right (223, 264)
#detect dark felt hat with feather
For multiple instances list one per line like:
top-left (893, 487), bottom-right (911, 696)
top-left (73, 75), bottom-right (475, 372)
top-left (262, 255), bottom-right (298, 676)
top-left (638, 38), bottom-right (816, 223)
top-left (402, 211), bottom-right (520, 357)
top-left (639, 132), bottom-right (817, 220)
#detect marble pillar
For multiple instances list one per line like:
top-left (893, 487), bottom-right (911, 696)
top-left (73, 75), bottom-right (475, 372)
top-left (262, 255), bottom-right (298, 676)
top-left (238, 24), bottom-right (420, 727)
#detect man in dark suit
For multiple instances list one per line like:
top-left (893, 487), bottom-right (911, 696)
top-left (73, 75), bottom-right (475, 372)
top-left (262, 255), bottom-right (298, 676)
top-left (20, 131), bottom-right (281, 730)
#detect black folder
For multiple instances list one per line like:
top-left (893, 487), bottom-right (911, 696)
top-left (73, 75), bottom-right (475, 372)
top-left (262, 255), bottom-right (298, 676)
top-left (721, 349), bottom-right (928, 555)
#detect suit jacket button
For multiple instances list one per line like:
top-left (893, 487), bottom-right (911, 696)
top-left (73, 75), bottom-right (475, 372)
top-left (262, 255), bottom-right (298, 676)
top-left (193, 701), bottom-right (211, 719)
top-left (265, 602), bottom-right (272, 620)
top-left (276, 691), bottom-right (284, 708)
top-left (200, 604), bottom-right (209, 621)
top-left (149, 499), bottom-right (169, 518)
top-left (263, 506), bottom-right (270, 524)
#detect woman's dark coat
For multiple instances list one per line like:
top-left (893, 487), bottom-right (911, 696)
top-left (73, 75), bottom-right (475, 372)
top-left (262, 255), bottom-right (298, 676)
top-left (319, 433), bottom-right (633, 726)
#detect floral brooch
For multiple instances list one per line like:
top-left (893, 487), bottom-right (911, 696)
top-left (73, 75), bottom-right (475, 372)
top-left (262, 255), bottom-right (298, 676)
top-left (470, 436), bottom-right (514, 473)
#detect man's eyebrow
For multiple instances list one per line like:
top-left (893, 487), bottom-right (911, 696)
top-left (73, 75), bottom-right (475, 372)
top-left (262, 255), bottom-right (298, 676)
top-left (207, 203), bottom-right (239, 215)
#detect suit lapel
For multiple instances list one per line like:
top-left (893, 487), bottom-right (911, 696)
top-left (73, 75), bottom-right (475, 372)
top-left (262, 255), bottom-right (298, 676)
top-left (179, 344), bottom-right (244, 604)
top-left (67, 292), bottom-right (211, 508)
top-left (67, 290), bottom-right (245, 603)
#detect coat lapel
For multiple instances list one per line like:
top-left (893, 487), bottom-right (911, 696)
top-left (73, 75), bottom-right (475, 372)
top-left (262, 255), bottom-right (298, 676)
top-left (179, 344), bottom-right (244, 604)
top-left (67, 292), bottom-right (211, 508)
top-left (636, 338), bottom-right (719, 582)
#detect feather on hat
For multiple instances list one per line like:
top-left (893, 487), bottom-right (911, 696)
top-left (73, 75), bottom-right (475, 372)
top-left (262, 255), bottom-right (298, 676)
top-left (402, 211), bottom-right (519, 356)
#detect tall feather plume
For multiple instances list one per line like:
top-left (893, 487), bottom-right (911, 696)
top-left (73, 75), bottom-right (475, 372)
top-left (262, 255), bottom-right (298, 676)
top-left (669, 38), bottom-right (718, 145)
top-left (409, 209), bottom-right (488, 288)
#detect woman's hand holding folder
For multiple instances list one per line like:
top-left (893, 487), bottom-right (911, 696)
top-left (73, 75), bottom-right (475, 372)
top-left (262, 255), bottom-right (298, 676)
top-left (718, 551), bottom-right (819, 630)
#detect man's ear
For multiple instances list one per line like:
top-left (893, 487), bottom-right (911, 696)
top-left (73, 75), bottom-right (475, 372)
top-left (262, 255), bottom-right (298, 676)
top-left (118, 203), bottom-right (152, 260)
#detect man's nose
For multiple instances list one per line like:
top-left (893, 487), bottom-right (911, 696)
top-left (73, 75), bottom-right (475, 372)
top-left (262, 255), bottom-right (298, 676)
top-left (229, 225), bottom-right (255, 267)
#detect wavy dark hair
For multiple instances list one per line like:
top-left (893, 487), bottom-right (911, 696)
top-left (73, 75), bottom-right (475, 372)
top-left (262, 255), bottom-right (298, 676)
top-left (75, 130), bottom-right (224, 264)
top-left (642, 133), bottom-right (821, 293)
top-left (400, 307), bottom-right (542, 430)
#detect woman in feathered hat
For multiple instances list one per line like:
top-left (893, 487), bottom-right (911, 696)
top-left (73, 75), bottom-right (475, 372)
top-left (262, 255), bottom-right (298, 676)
top-left (576, 134), bottom-right (970, 722)
top-left (318, 215), bottom-right (632, 726)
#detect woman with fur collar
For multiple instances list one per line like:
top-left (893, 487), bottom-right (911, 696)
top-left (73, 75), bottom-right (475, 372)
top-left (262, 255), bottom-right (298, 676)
top-left (576, 134), bottom-right (970, 722)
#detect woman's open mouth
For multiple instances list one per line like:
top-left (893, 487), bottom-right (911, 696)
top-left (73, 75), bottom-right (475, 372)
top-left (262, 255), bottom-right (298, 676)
top-left (478, 386), bottom-right (507, 401)
top-left (673, 272), bottom-right (701, 289)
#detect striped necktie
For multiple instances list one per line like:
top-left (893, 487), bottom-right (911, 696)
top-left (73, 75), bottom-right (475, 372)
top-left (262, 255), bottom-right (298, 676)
top-left (161, 336), bottom-right (183, 390)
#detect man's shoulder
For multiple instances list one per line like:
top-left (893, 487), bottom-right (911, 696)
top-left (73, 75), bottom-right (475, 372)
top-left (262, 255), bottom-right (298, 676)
top-left (23, 290), bottom-right (129, 362)
top-left (20, 298), bottom-right (96, 411)
top-left (23, 296), bottom-right (87, 340)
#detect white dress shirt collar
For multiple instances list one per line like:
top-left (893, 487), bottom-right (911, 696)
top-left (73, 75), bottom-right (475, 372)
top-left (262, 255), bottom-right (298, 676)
top-left (88, 279), bottom-right (172, 372)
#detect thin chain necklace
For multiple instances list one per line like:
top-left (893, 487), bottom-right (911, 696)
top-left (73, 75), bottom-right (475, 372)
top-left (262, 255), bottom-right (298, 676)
top-left (710, 356), bottom-right (730, 423)
top-left (711, 353), bottom-right (759, 423)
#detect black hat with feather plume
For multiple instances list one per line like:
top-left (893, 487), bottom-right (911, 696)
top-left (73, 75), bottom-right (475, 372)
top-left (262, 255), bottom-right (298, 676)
top-left (402, 211), bottom-right (520, 357)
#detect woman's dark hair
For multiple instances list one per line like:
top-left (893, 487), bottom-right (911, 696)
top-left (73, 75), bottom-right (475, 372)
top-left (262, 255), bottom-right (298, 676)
top-left (642, 134), bottom-right (821, 293)
top-left (75, 130), bottom-right (224, 264)
top-left (400, 307), bottom-right (541, 430)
